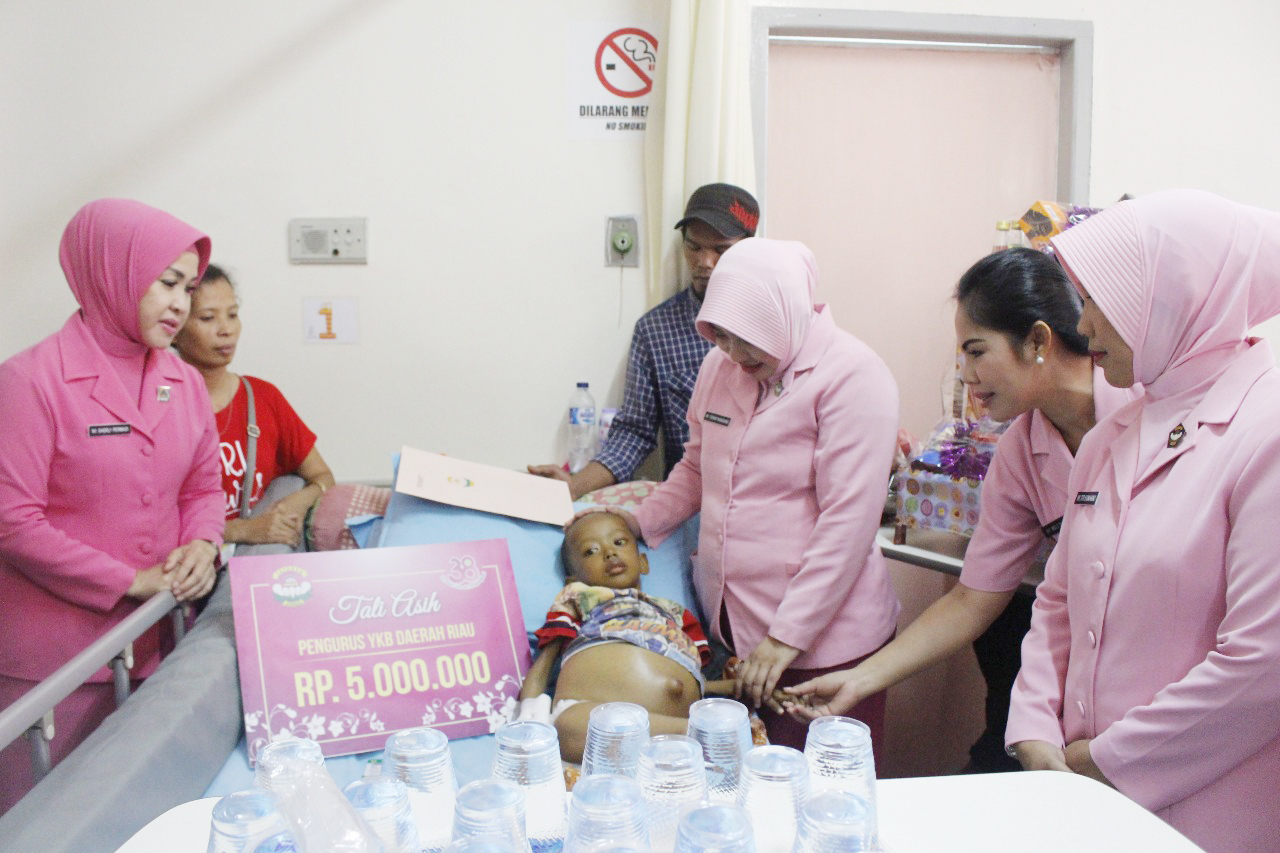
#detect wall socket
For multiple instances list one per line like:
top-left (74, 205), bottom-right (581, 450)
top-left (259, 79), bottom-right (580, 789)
top-left (606, 216), bottom-right (639, 267)
top-left (289, 218), bottom-right (367, 264)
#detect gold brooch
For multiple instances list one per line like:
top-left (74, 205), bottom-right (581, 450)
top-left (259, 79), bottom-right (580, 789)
top-left (1167, 423), bottom-right (1186, 448)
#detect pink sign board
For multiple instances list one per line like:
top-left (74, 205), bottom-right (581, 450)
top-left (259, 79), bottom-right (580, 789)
top-left (229, 540), bottom-right (530, 764)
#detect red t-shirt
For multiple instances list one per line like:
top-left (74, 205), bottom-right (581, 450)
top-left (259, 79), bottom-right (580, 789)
top-left (216, 376), bottom-right (317, 519)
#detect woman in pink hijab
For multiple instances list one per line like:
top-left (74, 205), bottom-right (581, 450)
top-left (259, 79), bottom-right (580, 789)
top-left (628, 237), bottom-right (901, 750)
top-left (1007, 190), bottom-right (1280, 851)
top-left (0, 199), bottom-right (225, 813)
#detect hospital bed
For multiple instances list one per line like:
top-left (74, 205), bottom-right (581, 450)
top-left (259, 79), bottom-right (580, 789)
top-left (0, 473), bottom-right (697, 851)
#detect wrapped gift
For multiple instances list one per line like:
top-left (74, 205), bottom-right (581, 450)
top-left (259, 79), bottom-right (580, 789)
top-left (895, 468), bottom-right (984, 537)
top-left (894, 419), bottom-right (1001, 538)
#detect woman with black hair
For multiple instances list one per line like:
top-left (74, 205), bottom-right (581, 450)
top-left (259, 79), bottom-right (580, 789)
top-left (786, 247), bottom-right (1135, 770)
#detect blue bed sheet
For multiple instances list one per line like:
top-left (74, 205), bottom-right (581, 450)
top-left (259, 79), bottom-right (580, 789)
top-left (205, 478), bottom-right (699, 796)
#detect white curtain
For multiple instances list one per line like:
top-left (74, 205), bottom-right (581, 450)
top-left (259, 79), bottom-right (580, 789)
top-left (643, 0), bottom-right (757, 307)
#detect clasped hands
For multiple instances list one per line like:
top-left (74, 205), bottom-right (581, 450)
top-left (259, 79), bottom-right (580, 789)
top-left (239, 501), bottom-right (304, 547)
top-left (127, 539), bottom-right (219, 603)
top-left (1010, 738), bottom-right (1113, 786)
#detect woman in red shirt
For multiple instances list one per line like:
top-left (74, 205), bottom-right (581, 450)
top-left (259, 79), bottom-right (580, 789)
top-left (173, 265), bottom-right (335, 551)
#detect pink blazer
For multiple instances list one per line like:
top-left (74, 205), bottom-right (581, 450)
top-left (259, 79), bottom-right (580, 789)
top-left (0, 313), bottom-right (224, 683)
top-left (961, 370), bottom-right (1135, 592)
top-left (1008, 341), bottom-right (1280, 852)
top-left (634, 307), bottom-right (901, 668)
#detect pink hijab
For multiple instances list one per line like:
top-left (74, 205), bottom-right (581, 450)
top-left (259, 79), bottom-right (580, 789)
top-left (1052, 189), bottom-right (1280, 390)
top-left (59, 198), bottom-right (211, 354)
top-left (1052, 189), bottom-right (1280, 482)
top-left (695, 238), bottom-right (818, 377)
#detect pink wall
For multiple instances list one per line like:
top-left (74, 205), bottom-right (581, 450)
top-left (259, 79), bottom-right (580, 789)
top-left (766, 42), bottom-right (1061, 776)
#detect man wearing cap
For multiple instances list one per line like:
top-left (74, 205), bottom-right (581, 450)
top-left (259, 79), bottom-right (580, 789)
top-left (530, 183), bottom-right (759, 498)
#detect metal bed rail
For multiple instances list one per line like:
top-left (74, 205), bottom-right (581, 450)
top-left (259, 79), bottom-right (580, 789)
top-left (0, 592), bottom-right (186, 780)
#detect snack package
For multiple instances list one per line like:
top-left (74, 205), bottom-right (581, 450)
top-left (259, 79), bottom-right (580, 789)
top-left (1018, 200), bottom-right (1069, 250)
top-left (1019, 200), bottom-right (1106, 253)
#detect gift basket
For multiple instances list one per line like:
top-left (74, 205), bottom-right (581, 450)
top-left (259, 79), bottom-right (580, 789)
top-left (893, 356), bottom-right (1005, 539)
top-left (893, 200), bottom-right (1110, 540)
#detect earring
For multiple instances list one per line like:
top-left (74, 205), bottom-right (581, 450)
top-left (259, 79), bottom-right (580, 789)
top-left (1035, 354), bottom-right (1045, 365)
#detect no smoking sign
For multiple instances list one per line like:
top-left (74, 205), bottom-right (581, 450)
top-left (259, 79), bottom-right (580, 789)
top-left (595, 27), bottom-right (659, 98)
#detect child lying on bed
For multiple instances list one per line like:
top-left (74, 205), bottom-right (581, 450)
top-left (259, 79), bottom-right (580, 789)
top-left (516, 509), bottom-right (715, 762)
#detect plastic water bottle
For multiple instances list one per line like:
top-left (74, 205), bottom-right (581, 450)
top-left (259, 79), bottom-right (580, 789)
top-left (567, 382), bottom-right (598, 474)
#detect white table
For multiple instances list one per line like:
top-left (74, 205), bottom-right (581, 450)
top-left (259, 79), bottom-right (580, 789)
top-left (118, 770), bottom-right (1201, 852)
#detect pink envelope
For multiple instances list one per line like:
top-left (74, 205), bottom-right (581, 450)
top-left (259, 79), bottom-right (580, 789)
top-left (395, 445), bottom-right (574, 527)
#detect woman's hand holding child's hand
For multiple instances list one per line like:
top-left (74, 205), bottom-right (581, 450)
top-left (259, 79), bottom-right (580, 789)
top-left (782, 670), bottom-right (864, 722)
top-left (736, 635), bottom-right (801, 712)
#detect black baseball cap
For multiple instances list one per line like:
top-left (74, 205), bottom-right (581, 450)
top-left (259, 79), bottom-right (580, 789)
top-left (674, 183), bottom-right (760, 238)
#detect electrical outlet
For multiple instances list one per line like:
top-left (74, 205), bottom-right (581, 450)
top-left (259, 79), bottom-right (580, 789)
top-left (606, 216), bottom-right (639, 267)
top-left (289, 218), bottom-right (368, 264)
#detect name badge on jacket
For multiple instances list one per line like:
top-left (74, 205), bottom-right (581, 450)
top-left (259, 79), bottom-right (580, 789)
top-left (704, 412), bottom-right (731, 427)
top-left (88, 423), bottom-right (132, 437)
top-left (1074, 491), bottom-right (1099, 506)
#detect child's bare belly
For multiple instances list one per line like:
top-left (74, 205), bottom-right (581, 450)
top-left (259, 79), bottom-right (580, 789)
top-left (555, 642), bottom-right (701, 718)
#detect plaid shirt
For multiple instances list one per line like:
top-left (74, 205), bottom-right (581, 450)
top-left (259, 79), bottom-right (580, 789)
top-left (596, 288), bottom-right (712, 480)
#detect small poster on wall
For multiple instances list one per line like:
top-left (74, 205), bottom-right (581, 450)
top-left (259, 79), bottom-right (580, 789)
top-left (568, 21), bottom-right (659, 140)
top-left (303, 297), bottom-right (358, 343)
top-left (229, 540), bottom-right (530, 764)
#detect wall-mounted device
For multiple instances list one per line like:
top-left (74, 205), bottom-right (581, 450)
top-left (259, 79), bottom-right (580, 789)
top-left (606, 216), bottom-right (639, 268)
top-left (289, 218), bottom-right (368, 264)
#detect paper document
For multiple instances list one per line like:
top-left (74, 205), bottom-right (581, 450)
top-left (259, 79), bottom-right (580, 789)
top-left (395, 445), bottom-right (574, 527)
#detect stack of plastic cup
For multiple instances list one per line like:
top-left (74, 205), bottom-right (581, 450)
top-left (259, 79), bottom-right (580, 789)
top-left (254, 737), bottom-right (325, 796)
top-left (343, 776), bottom-right (422, 853)
top-left (580, 702), bottom-right (650, 779)
top-left (685, 698), bottom-right (753, 804)
top-left (451, 779), bottom-right (532, 852)
top-left (801, 716), bottom-right (878, 843)
top-left (563, 774), bottom-right (649, 852)
top-left (735, 746), bottom-right (809, 853)
top-left (206, 788), bottom-right (298, 852)
top-left (637, 735), bottom-right (708, 853)
top-left (440, 835), bottom-right (519, 850)
top-left (386, 726), bottom-right (459, 852)
top-left (443, 838), bottom-right (522, 853)
top-left (491, 721), bottom-right (568, 853)
top-left (672, 804), bottom-right (755, 853)
top-left (792, 790), bottom-right (875, 852)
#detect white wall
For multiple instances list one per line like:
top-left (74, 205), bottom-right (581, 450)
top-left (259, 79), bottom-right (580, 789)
top-left (4, 0), bottom-right (1280, 482)
top-left (0, 0), bottom-right (658, 482)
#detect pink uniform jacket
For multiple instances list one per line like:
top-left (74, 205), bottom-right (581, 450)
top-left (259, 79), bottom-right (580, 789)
top-left (1008, 190), bottom-right (1280, 852)
top-left (0, 198), bottom-right (222, 688)
top-left (635, 304), bottom-right (901, 668)
top-left (960, 370), bottom-right (1134, 593)
top-left (0, 313), bottom-right (224, 682)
